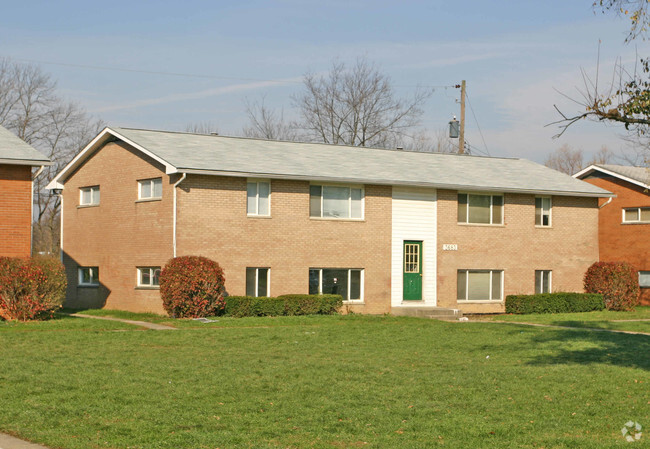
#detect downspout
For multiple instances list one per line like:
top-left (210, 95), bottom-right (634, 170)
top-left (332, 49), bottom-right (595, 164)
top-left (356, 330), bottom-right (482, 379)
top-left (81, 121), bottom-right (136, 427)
top-left (172, 173), bottom-right (187, 258)
top-left (59, 193), bottom-right (64, 262)
top-left (31, 165), bottom-right (45, 257)
top-left (599, 197), bottom-right (613, 209)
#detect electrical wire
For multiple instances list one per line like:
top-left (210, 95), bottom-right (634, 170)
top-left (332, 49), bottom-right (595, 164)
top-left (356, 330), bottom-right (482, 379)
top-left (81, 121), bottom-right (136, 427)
top-left (465, 90), bottom-right (490, 157)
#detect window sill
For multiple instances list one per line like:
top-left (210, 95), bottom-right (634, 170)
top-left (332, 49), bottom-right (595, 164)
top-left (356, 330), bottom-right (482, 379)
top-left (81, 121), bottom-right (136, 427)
top-left (247, 214), bottom-right (272, 219)
top-left (457, 300), bottom-right (503, 304)
top-left (535, 225), bottom-right (552, 229)
top-left (78, 284), bottom-right (99, 288)
top-left (77, 204), bottom-right (99, 209)
top-left (310, 217), bottom-right (365, 222)
top-left (457, 222), bottom-right (504, 227)
top-left (621, 222), bottom-right (650, 225)
top-left (135, 286), bottom-right (160, 290)
top-left (343, 300), bottom-right (364, 305)
top-left (136, 198), bottom-right (162, 203)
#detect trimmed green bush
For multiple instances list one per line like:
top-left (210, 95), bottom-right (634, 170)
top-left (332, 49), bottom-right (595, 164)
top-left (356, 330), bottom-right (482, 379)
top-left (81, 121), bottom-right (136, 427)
top-left (225, 294), bottom-right (342, 317)
top-left (159, 256), bottom-right (226, 318)
top-left (584, 261), bottom-right (640, 311)
top-left (505, 292), bottom-right (605, 314)
top-left (0, 257), bottom-right (67, 321)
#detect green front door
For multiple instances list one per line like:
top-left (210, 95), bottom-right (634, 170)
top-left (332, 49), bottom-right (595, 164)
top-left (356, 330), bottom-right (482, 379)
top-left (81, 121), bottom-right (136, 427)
top-left (403, 241), bottom-right (422, 300)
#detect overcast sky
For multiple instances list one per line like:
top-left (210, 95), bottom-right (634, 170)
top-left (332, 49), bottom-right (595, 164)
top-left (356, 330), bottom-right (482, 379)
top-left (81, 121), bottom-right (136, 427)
top-left (2, 0), bottom-right (648, 163)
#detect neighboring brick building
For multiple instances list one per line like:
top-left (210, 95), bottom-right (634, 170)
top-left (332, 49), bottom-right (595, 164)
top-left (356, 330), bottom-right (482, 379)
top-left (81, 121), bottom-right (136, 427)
top-left (575, 164), bottom-right (650, 305)
top-left (48, 127), bottom-right (610, 314)
top-left (0, 126), bottom-right (51, 258)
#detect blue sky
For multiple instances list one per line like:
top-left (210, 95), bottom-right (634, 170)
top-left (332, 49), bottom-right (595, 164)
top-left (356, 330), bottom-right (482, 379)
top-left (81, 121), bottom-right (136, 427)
top-left (1, 0), bottom-right (647, 162)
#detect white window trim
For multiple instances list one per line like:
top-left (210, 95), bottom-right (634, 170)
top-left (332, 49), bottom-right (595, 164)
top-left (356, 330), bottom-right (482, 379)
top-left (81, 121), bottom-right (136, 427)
top-left (78, 267), bottom-right (99, 287)
top-left (138, 178), bottom-right (163, 200)
top-left (535, 196), bottom-right (552, 227)
top-left (457, 192), bottom-right (504, 225)
top-left (79, 186), bottom-right (100, 206)
top-left (247, 267), bottom-right (270, 297)
top-left (310, 183), bottom-right (365, 220)
top-left (639, 271), bottom-right (650, 288)
top-left (622, 207), bottom-right (650, 224)
top-left (310, 268), bottom-right (364, 302)
top-left (137, 267), bottom-right (161, 288)
top-left (247, 179), bottom-right (271, 217)
top-left (535, 270), bottom-right (552, 294)
top-left (457, 269), bottom-right (503, 302)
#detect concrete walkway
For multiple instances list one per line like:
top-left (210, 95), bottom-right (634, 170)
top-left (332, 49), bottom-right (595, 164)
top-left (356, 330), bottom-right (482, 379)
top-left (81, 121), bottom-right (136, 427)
top-left (0, 432), bottom-right (50, 449)
top-left (70, 313), bottom-right (177, 330)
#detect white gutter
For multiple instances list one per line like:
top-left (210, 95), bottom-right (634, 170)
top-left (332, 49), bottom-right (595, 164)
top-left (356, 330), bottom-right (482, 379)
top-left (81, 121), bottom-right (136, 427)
top-left (31, 165), bottom-right (45, 256)
top-left (172, 173), bottom-right (187, 257)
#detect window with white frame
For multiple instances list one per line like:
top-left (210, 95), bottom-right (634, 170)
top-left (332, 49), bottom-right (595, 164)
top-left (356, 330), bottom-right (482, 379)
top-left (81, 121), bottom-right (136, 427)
top-left (535, 270), bottom-right (552, 294)
top-left (457, 270), bottom-right (503, 301)
top-left (309, 268), bottom-right (363, 301)
top-left (639, 271), bottom-right (650, 288)
top-left (457, 193), bottom-right (503, 225)
top-left (78, 267), bottom-right (99, 286)
top-left (137, 267), bottom-right (161, 287)
top-left (138, 178), bottom-right (163, 200)
top-left (247, 180), bottom-right (270, 216)
top-left (79, 186), bottom-right (100, 206)
top-left (623, 207), bottom-right (650, 223)
top-left (246, 267), bottom-right (269, 297)
top-left (310, 185), bottom-right (363, 219)
top-left (535, 197), bottom-right (552, 227)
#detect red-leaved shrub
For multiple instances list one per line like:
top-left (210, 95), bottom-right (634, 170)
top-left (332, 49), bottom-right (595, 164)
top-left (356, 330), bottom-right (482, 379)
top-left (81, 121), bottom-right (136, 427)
top-left (583, 261), bottom-right (640, 311)
top-left (0, 257), bottom-right (67, 321)
top-left (159, 256), bottom-right (226, 318)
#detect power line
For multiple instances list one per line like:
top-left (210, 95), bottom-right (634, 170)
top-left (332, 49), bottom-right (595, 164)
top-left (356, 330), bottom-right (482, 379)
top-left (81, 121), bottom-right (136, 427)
top-left (465, 90), bottom-right (490, 157)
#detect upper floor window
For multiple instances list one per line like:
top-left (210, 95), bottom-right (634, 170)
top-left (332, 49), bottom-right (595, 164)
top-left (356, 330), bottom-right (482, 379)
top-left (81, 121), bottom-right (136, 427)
top-left (137, 267), bottom-right (161, 288)
top-left (457, 269), bottom-right (503, 302)
top-left (535, 197), bottom-right (552, 227)
top-left (138, 178), bottom-right (162, 200)
top-left (535, 270), bottom-right (552, 294)
top-left (78, 267), bottom-right (99, 287)
top-left (247, 180), bottom-right (270, 216)
top-left (310, 185), bottom-right (363, 219)
top-left (80, 186), bottom-right (100, 206)
top-left (623, 207), bottom-right (650, 223)
top-left (457, 193), bottom-right (503, 225)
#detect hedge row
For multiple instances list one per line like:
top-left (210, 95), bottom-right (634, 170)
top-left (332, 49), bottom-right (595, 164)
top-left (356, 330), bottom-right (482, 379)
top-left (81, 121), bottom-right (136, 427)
top-left (505, 292), bottom-right (605, 314)
top-left (224, 294), bottom-right (343, 317)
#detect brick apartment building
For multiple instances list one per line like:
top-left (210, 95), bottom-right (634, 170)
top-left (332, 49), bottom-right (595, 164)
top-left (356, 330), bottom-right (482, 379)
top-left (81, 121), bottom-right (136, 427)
top-left (48, 127), bottom-right (611, 314)
top-left (575, 164), bottom-right (650, 305)
top-left (0, 125), bottom-right (51, 258)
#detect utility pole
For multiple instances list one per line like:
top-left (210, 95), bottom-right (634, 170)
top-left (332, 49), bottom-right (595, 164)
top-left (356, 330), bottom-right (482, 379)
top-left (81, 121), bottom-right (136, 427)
top-left (458, 80), bottom-right (466, 154)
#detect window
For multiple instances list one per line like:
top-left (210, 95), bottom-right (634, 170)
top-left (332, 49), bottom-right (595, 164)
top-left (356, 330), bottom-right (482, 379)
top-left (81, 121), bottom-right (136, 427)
top-left (137, 267), bottom-right (161, 287)
top-left (457, 270), bottom-right (503, 301)
top-left (246, 268), bottom-right (269, 297)
top-left (309, 268), bottom-right (363, 301)
top-left (80, 186), bottom-right (100, 206)
top-left (247, 180), bottom-right (270, 216)
top-left (78, 267), bottom-right (99, 286)
top-left (535, 197), bottom-right (552, 227)
top-left (138, 178), bottom-right (163, 200)
top-left (310, 185), bottom-right (363, 219)
top-left (535, 270), bottom-right (552, 294)
top-left (457, 193), bottom-right (503, 225)
top-left (639, 271), bottom-right (650, 288)
top-left (623, 207), bottom-right (650, 223)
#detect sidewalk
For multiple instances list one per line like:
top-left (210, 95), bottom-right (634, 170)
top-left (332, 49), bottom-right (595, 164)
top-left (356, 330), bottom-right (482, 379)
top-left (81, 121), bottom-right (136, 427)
top-left (70, 313), bottom-right (177, 330)
top-left (0, 433), bottom-right (50, 449)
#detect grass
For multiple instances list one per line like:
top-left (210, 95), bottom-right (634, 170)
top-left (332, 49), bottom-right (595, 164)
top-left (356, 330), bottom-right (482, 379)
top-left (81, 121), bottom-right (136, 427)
top-left (0, 314), bottom-right (648, 448)
top-left (491, 306), bottom-right (650, 333)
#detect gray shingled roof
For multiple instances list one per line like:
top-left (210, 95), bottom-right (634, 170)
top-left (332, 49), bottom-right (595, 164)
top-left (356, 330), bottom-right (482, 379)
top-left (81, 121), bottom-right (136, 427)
top-left (0, 125), bottom-right (50, 165)
top-left (50, 126), bottom-right (612, 197)
top-left (110, 127), bottom-right (610, 197)
top-left (593, 164), bottom-right (650, 188)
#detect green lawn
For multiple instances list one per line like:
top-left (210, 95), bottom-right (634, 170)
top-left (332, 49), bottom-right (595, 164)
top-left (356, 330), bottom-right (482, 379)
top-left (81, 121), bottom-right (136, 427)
top-left (491, 306), bottom-right (650, 333)
top-left (0, 314), bottom-right (648, 449)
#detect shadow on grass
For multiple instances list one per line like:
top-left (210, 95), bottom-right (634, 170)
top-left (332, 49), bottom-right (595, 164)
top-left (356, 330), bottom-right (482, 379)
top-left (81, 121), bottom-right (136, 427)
top-left (522, 326), bottom-right (650, 371)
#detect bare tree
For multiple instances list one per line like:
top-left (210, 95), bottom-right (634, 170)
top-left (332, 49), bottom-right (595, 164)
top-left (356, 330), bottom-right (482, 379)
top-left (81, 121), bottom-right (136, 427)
top-left (293, 58), bottom-right (432, 147)
top-left (0, 59), bottom-right (103, 256)
top-left (184, 122), bottom-right (219, 134)
top-left (545, 144), bottom-right (613, 174)
top-left (242, 97), bottom-right (299, 141)
top-left (393, 127), bottom-right (456, 153)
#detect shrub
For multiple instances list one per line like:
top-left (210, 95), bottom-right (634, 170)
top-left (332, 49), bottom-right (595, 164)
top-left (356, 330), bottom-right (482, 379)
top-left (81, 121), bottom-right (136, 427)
top-left (505, 292), bottom-right (605, 314)
top-left (0, 257), bottom-right (67, 321)
top-left (584, 262), bottom-right (640, 311)
top-left (224, 294), bottom-right (343, 318)
top-left (159, 256), bottom-right (226, 318)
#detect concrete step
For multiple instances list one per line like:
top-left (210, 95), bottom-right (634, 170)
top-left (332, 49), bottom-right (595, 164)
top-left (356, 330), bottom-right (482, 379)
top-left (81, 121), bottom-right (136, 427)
top-left (392, 306), bottom-right (463, 320)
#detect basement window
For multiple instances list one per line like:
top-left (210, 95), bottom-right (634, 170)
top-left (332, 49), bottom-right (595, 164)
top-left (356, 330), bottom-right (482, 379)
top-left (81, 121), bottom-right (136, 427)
top-left (309, 268), bottom-right (363, 301)
top-left (535, 270), bottom-right (552, 294)
top-left (78, 267), bottom-right (99, 287)
top-left (137, 267), bottom-right (161, 288)
top-left (246, 267), bottom-right (270, 297)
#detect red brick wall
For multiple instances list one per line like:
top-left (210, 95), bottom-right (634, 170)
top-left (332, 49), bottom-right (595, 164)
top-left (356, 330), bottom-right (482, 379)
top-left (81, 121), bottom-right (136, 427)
top-left (61, 142), bottom-right (174, 313)
top-left (437, 190), bottom-right (600, 313)
top-left (0, 164), bottom-right (32, 258)
top-left (582, 175), bottom-right (650, 305)
top-left (177, 176), bottom-right (393, 314)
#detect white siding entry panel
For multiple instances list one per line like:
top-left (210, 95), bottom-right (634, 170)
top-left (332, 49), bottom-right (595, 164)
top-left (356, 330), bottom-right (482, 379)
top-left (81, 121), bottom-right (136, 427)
top-left (391, 187), bottom-right (437, 307)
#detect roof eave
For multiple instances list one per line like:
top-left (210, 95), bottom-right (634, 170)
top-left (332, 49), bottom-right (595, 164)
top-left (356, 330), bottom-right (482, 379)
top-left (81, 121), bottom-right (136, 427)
top-left (574, 164), bottom-right (650, 190)
top-left (0, 158), bottom-right (52, 166)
